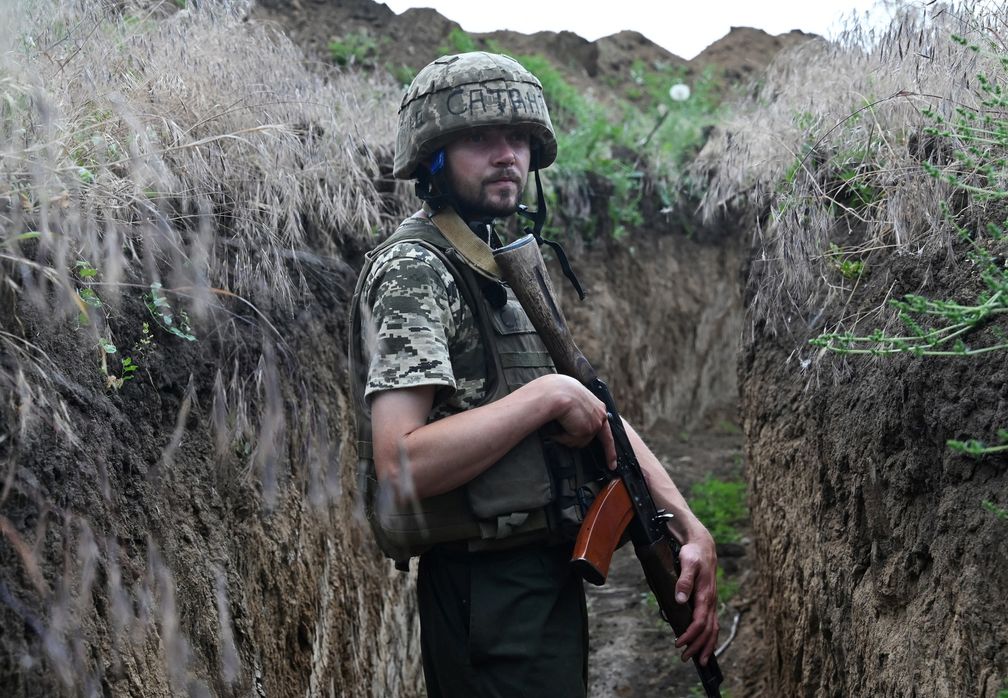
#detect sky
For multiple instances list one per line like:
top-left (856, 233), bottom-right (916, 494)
top-left (382, 0), bottom-right (890, 60)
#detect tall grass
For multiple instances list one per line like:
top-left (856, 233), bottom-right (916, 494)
top-left (693, 2), bottom-right (1007, 329)
top-left (0, 0), bottom-right (406, 440)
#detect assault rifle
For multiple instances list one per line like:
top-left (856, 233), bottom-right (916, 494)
top-left (493, 235), bottom-right (724, 698)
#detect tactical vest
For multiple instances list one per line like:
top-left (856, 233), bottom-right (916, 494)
top-left (348, 217), bottom-right (603, 564)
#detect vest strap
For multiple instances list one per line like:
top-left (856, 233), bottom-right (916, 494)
top-left (429, 207), bottom-right (502, 280)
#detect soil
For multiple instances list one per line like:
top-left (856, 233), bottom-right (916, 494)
top-left (740, 234), bottom-right (1008, 696)
top-left (586, 428), bottom-right (754, 698)
top-left (252, 0), bottom-right (815, 106)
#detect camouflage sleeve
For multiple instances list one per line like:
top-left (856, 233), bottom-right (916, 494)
top-left (361, 242), bottom-right (461, 400)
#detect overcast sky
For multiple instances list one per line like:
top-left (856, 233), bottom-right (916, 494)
top-left (382, 0), bottom-right (891, 59)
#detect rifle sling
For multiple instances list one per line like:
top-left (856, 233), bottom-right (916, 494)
top-left (429, 207), bottom-right (502, 280)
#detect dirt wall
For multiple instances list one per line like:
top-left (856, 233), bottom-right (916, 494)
top-left (556, 208), bottom-right (744, 434)
top-left (740, 248), bottom-right (1008, 696)
top-left (0, 249), bottom-right (423, 697)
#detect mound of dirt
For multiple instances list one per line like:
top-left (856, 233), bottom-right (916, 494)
top-left (252, 0), bottom-right (815, 102)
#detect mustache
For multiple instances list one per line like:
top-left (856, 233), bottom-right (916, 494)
top-left (483, 169), bottom-right (522, 185)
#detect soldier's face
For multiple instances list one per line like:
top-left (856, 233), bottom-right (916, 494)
top-left (443, 126), bottom-right (531, 217)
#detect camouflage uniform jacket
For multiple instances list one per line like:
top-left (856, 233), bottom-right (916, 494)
top-left (359, 215), bottom-right (488, 419)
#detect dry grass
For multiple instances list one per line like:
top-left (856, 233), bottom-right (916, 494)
top-left (0, 0), bottom-right (407, 445)
top-left (0, 3), bottom-right (416, 692)
top-left (693, 1), bottom-right (1008, 329)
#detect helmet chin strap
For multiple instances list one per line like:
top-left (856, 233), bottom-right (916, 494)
top-left (518, 168), bottom-right (585, 301)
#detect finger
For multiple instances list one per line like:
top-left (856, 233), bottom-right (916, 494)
top-left (674, 609), bottom-right (706, 651)
top-left (699, 615), bottom-right (720, 665)
top-left (686, 612), bottom-right (719, 665)
top-left (675, 585), bottom-right (718, 660)
top-left (674, 552), bottom-right (698, 605)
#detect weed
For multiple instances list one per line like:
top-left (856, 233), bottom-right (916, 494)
top-left (75, 260), bottom-right (98, 280)
top-left (96, 337), bottom-right (136, 391)
top-left (688, 476), bottom-right (747, 544)
top-left (441, 27), bottom-right (478, 55)
top-left (388, 63), bottom-right (416, 86)
top-left (496, 52), bottom-right (723, 239)
top-left (144, 283), bottom-right (196, 342)
top-left (812, 218), bottom-right (1008, 358)
top-left (716, 565), bottom-right (739, 605)
top-left (982, 500), bottom-right (1008, 519)
top-left (715, 419), bottom-right (741, 435)
top-left (75, 260), bottom-right (103, 326)
top-left (827, 243), bottom-right (866, 281)
top-left (328, 31), bottom-right (379, 68)
top-left (810, 32), bottom-right (1008, 517)
top-left (689, 683), bottom-right (732, 698)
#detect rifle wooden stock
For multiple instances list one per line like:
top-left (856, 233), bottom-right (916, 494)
top-left (572, 479), bottom-right (634, 586)
top-left (492, 235), bottom-right (597, 385)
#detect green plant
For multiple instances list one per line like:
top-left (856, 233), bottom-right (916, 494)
top-left (441, 27), bottom-right (477, 55)
top-left (812, 220), bottom-right (1008, 358)
top-left (388, 63), bottom-right (416, 86)
top-left (688, 476), bottom-right (747, 544)
top-left (328, 31), bottom-right (378, 68)
top-left (982, 500), bottom-right (1008, 519)
top-left (716, 565), bottom-right (739, 605)
top-left (827, 243), bottom-right (866, 281)
top-left (715, 419), bottom-right (741, 435)
top-left (689, 683), bottom-right (732, 698)
top-left (144, 282), bottom-right (196, 341)
top-left (812, 36), bottom-right (1008, 517)
top-left (948, 431), bottom-right (1008, 455)
top-left (96, 337), bottom-right (137, 391)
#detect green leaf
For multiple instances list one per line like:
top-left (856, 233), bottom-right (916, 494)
top-left (145, 283), bottom-right (197, 341)
top-left (75, 260), bottom-right (98, 278)
top-left (78, 288), bottom-right (102, 307)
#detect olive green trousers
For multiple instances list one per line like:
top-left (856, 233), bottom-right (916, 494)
top-left (417, 542), bottom-right (588, 698)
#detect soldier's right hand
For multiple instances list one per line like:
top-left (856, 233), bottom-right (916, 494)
top-left (537, 375), bottom-right (617, 469)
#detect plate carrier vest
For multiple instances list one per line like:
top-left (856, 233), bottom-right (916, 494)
top-left (348, 217), bottom-right (603, 566)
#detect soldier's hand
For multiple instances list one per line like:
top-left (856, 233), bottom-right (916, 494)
top-left (672, 530), bottom-right (719, 666)
top-left (539, 375), bottom-right (617, 469)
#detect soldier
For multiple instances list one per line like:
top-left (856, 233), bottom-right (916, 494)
top-left (349, 52), bottom-right (718, 697)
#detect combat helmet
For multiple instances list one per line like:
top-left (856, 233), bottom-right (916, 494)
top-left (394, 52), bottom-right (557, 180)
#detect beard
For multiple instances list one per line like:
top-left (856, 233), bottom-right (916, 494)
top-left (449, 168), bottom-right (526, 219)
